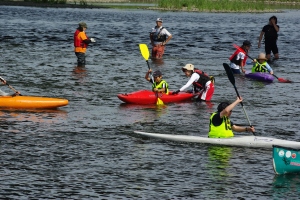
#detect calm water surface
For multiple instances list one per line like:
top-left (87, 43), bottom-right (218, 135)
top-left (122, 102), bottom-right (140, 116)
top-left (1, 6), bottom-right (300, 199)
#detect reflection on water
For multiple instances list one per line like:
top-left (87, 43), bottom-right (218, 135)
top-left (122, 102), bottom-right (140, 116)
top-left (207, 146), bottom-right (232, 178)
top-left (272, 174), bottom-right (300, 198)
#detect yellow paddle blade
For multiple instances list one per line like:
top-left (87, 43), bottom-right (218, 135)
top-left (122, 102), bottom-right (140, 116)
top-left (156, 98), bottom-right (164, 106)
top-left (139, 44), bottom-right (150, 61)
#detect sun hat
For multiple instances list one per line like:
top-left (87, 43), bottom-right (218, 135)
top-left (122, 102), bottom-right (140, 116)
top-left (153, 70), bottom-right (162, 77)
top-left (256, 53), bottom-right (268, 60)
top-left (182, 64), bottom-right (194, 71)
top-left (79, 22), bottom-right (87, 28)
top-left (156, 18), bottom-right (163, 22)
top-left (243, 40), bottom-right (252, 46)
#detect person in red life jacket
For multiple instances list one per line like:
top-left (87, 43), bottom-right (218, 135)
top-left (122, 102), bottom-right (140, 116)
top-left (74, 22), bottom-right (96, 67)
top-left (150, 18), bottom-right (173, 59)
top-left (172, 64), bottom-right (214, 101)
top-left (258, 16), bottom-right (280, 60)
top-left (208, 97), bottom-right (255, 138)
top-left (229, 40), bottom-right (251, 74)
top-left (145, 69), bottom-right (169, 94)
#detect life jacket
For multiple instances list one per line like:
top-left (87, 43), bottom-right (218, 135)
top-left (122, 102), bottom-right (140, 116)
top-left (208, 112), bottom-right (234, 138)
top-left (74, 29), bottom-right (88, 48)
top-left (152, 27), bottom-right (167, 42)
top-left (192, 69), bottom-right (211, 90)
top-left (229, 48), bottom-right (248, 66)
top-left (152, 80), bottom-right (169, 94)
top-left (252, 61), bottom-right (268, 73)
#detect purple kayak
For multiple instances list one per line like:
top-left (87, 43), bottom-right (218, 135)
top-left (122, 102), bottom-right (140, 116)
top-left (245, 71), bottom-right (274, 82)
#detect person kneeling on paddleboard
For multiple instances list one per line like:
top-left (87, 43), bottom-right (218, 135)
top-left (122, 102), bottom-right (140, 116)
top-left (209, 97), bottom-right (255, 138)
top-left (145, 70), bottom-right (169, 94)
top-left (172, 64), bottom-right (214, 101)
top-left (252, 53), bottom-right (273, 75)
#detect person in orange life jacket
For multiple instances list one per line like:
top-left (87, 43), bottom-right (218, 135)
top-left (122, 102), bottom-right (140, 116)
top-left (145, 69), bottom-right (169, 94)
top-left (172, 64), bottom-right (214, 101)
top-left (208, 97), bottom-right (255, 138)
top-left (150, 18), bottom-right (173, 59)
top-left (74, 22), bottom-right (96, 67)
top-left (229, 40), bottom-right (251, 74)
top-left (258, 16), bottom-right (279, 60)
top-left (252, 53), bottom-right (273, 74)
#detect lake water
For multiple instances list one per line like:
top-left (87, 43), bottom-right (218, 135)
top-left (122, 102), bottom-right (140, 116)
top-left (1, 5), bottom-right (300, 199)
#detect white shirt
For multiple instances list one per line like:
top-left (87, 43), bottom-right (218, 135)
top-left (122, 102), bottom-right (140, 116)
top-left (230, 52), bottom-right (246, 69)
top-left (179, 73), bottom-right (200, 91)
top-left (151, 26), bottom-right (172, 45)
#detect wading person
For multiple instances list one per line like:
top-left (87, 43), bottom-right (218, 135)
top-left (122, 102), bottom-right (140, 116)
top-left (208, 97), bottom-right (255, 138)
top-left (145, 69), bottom-right (169, 94)
top-left (150, 18), bottom-right (172, 59)
top-left (74, 22), bottom-right (96, 67)
top-left (172, 64), bottom-right (214, 101)
top-left (229, 40), bottom-right (251, 74)
top-left (252, 53), bottom-right (273, 74)
top-left (258, 16), bottom-right (279, 60)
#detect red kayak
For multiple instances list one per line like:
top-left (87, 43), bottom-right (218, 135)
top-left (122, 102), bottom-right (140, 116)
top-left (117, 90), bottom-right (197, 104)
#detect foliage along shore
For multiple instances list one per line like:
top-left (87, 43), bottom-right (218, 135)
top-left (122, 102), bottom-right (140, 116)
top-left (1, 0), bottom-right (300, 12)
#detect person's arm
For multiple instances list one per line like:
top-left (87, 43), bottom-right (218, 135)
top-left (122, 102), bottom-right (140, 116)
top-left (239, 52), bottom-right (246, 73)
top-left (145, 69), bottom-right (153, 82)
top-left (258, 31), bottom-right (265, 48)
top-left (179, 73), bottom-right (199, 92)
top-left (232, 125), bottom-right (255, 133)
top-left (219, 97), bottom-right (242, 118)
top-left (270, 18), bottom-right (279, 32)
top-left (265, 63), bottom-right (273, 74)
top-left (163, 34), bottom-right (172, 46)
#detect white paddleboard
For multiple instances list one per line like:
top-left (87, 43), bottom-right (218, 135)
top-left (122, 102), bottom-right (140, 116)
top-left (134, 131), bottom-right (300, 149)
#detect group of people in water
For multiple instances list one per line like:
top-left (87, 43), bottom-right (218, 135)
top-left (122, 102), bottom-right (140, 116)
top-left (71, 15), bottom-right (279, 138)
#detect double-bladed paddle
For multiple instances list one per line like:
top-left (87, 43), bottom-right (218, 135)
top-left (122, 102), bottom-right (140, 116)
top-left (139, 44), bottom-right (164, 105)
top-left (0, 76), bottom-right (22, 96)
top-left (223, 63), bottom-right (255, 136)
top-left (233, 44), bottom-right (292, 83)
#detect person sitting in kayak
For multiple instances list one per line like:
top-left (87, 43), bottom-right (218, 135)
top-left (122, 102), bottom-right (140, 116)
top-left (251, 53), bottom-right (273, 75)
top-left (0, 77), bottom-right (21, 96)
top-left (145, 70), bottom-right (169, 94)
top-left (229, 40), bottom-right (252, 74)
top-left (172, 64), bottom-right (214, 101)
top-left (209, 97), bottom-right (255, 138)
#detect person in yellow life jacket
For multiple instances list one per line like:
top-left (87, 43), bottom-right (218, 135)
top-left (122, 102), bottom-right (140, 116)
top-left (145, 70), bottom-right (169, 94)
top-left (208, 97), bottom-right (255, 138)
top-left (74, 22), bottom-right (96, 67)
top-left (252, 53), bottom-right (274, 75)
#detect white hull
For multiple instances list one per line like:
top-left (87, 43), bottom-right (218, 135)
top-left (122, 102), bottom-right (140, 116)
top-left (134, 131), bottom-right (300, 149)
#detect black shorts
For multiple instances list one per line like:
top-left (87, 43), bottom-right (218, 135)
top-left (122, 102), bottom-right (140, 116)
top-left (265, 41), bottom-right (278, 55)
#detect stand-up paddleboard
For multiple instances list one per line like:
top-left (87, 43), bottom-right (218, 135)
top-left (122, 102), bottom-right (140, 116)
top-left (133, 131), bottom-right (300, 149)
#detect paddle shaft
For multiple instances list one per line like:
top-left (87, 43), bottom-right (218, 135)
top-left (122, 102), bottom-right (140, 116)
top-left (223, 63), bottom-right (254, 135)
top-left (0, 76), bottom-right (22, 96)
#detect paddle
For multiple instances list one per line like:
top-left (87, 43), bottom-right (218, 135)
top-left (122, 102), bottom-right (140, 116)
top-left (139, 44), bottom-right (164, 105)
top-left (223, 63), bottom-right (255, 136)
top-left (233, 44), bottom-right (292, 83)
top-left (0, 76), bottom-right (22, 96)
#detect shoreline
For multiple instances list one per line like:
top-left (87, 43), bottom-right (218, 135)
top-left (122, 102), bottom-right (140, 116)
top-left (0, 1), bottom-right (297, 12)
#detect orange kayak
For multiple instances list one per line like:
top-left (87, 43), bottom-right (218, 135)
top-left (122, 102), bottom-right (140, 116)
top-left (0, 96), bottom-right (68, 109)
